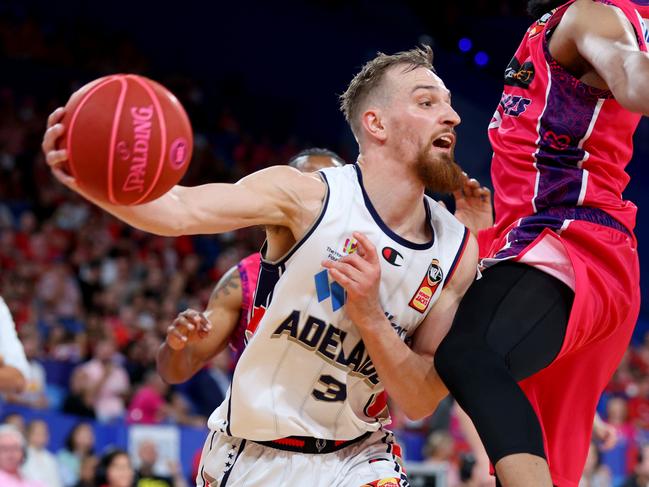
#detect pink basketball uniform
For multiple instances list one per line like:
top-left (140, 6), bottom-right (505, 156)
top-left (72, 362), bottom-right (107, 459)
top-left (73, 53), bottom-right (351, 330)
top-left (480, 1), bottom-right (647, 484)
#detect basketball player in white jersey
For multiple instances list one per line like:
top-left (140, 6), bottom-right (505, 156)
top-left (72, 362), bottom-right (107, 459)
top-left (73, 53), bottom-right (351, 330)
top-left (42, 46), bottom-right (486, 486)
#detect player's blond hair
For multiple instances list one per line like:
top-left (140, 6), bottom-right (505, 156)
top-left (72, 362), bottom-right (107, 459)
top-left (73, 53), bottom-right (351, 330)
top-left (340, 45), bottom-right (435, 138)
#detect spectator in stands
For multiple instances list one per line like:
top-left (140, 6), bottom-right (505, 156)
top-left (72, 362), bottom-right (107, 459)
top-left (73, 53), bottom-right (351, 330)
top-left (76, 338), bottom-right (130, 422)
top-left (21, 419), bottom-right (62, 487)
top-left (1, 413), bottom-right (26, 435)
top-left (62, 366), bottom-right (96, 419)
top-left (423, 430), bottom-right (460, 486)
top-left (628, 376), bottom-right (649, 444)
top-left (135, 440), bottom-right (186, 487)
top-left (622, 444), bottom-right (649, 487)
top-left (600, 397), bottom-right (637, 486)
top-left (73, 454), bottom-right (97, 487)
top-left (0, 424), bottom-right (45, 487)
top-left (127, 371), bottom-right (169, 424)
top-left (579, 442), bottom-right (612, 487)
top-left (95, 449), bottom-right (134, 487)
top-left (57, 423), bottom-right (95, 487)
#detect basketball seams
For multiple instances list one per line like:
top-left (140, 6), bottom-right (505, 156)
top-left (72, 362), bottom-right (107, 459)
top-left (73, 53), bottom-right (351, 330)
top-left (107, 76), bottom-right (129, 205)
top-left (128, 75), bottom-right (167, 205)
top-left (66, 76), bottom-right (118, 185)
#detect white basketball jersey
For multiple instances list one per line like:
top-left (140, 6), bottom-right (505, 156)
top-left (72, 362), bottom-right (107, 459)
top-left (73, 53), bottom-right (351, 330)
top-left (209, 164), bottom-right (468, 441)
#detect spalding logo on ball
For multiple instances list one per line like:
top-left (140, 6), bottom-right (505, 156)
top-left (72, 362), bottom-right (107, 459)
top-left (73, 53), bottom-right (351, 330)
top-left (58, 74), bottom-right (193, 205)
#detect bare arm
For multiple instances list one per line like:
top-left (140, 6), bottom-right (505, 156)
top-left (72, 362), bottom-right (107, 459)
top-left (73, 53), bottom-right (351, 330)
top-left (157, 265), bottom-right (243, 384)
top-left (0, 362), bottom-right (26, 394)
top-left (42, 109), bottom-right (326, 237)
top-left (323, 231), bottom-right (479, 420)
top-left (553, 0), bottom-right (649, 115)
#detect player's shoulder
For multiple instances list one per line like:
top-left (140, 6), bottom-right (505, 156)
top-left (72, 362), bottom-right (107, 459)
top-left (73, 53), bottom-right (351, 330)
top-left (239, 165), bottom-right (327, 209)
top-left (562, 0), bottom-right (637, 34)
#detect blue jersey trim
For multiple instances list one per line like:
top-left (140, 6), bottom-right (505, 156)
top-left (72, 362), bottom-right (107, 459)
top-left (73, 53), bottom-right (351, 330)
top-left (443, 226), bottom-right (469, 289)
top-left (354, 164), bottom-right (435, 250)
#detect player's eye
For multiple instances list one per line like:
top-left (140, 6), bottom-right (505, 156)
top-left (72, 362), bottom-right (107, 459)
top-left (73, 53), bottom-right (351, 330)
top-left (419, 101), bottom-right (433, 107)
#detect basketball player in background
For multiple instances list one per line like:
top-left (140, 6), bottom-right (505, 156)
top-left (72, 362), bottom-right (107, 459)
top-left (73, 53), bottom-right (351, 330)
top-left (205, 148), bottom-right (345, 365)
top-left (43, 46), bottom-right (486, 486)
top-left (434, 1), bottom-right (649, 486)
top-left (0, 297), bottom-right (29, 394)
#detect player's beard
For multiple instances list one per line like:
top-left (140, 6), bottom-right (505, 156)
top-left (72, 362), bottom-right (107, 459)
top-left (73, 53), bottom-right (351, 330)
top-left (527, 0), bottom-right (565, 18)
top-left (415, 142), bottom-right (463, 193)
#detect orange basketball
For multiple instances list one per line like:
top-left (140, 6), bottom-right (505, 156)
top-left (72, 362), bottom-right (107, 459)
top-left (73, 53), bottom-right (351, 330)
top-left (59, 74), bottom-right (193, 205)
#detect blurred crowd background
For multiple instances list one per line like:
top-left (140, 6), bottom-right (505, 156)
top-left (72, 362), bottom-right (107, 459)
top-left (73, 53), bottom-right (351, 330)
top-left (1, 0), bottom-right (648, 486)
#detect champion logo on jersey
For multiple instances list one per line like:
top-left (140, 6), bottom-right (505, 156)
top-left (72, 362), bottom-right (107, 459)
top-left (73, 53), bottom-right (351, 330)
top-left (409, 259), bottom-right (444, 313)
top-left (382, 247), bottom-right (403, 266)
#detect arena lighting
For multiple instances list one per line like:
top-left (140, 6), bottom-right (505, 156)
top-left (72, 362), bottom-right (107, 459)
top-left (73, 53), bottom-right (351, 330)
top-left (458, 38), bottom-right (472, 52)
top-left (474, 51), bottom-right (489, 66)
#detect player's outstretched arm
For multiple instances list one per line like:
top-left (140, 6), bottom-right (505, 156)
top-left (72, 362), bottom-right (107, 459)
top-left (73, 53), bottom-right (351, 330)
top-left (323, 231), bottom-right (479, 421)
top-left (157, 265), bottom-right (244, 384)
top-left (42, 108), bottom-right (326, 237)
top-left (556, 0), bottom-right (649, 115)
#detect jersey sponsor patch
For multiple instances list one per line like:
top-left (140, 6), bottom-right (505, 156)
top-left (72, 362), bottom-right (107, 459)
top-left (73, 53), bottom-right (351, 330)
top-left (408, 259), bottom-right (443, 313)
top-left (314, 269), bottom-right (346, 312)
top-left (382, 247), bottom-right (403, 266)
top-left (504, 58), bottom-right (535, 89)
top-left (499, 93), bottom-right (532, 117)
top-left (343, 237), bottom-right (358, 254)
top-left (362, 478), bottom-right (400, 487)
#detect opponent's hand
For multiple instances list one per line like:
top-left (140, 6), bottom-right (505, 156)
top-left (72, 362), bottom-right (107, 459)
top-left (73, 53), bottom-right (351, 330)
top-left (322, 232), bottom-right (384, 328)
top-left (41, 107), bottom-right (80, 191)
top-left (593, 417), bottom-right (618, 451)
top-left (165, 309), bottom-right (212, 351)
top-left (453, 173), bottom-right (493, 235)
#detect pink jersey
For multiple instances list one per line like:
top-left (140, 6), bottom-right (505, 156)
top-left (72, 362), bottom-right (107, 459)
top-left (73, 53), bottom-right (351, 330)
top-left (229, 252), bottom-right (261, 354)
top-left (483, 0), bottom-right (648, 262)
top-left (479, 2), bottom-right (647, 484)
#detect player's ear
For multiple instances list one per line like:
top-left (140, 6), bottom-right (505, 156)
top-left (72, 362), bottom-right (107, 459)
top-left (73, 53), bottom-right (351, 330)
top-left (361, 108), bottom-right (387, 143)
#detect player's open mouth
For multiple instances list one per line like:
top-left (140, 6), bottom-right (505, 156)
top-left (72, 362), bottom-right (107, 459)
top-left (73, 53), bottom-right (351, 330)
top-left (432, 134), bottom-right (455, 150)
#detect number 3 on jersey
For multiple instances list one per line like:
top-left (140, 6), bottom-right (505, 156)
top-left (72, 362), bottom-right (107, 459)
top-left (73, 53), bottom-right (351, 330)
top-left (312, 374), bottom-right (347, 402)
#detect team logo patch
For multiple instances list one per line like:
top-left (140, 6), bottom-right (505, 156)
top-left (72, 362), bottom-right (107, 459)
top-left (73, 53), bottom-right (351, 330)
top-left (528, 11), bottom-right (553, 38)
top-left (362, 479), bottom-right (400, 487)
top-left (499, 93), bottom-right (532, 117)
top-left (343, 237), bottom-right (358, 255)
top-left (409, 259), bottom-right (443, 313)
top-left (427, 260), bottom-right (443, 286)
top-left (504, 57), bottom-right (535, 89)
top-left (382, 247), bottom-right (403, 266)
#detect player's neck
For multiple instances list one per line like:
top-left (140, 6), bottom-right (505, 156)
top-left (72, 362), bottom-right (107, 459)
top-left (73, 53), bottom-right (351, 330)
top-left (357, 155), bottom-right (430, 242)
